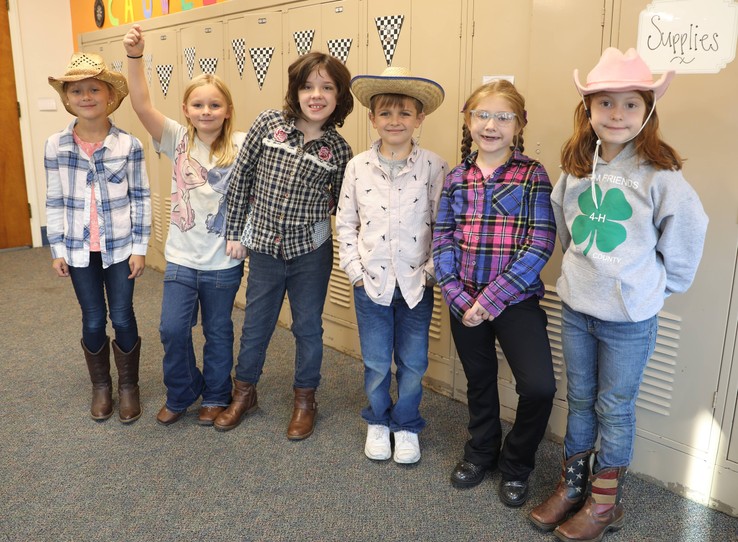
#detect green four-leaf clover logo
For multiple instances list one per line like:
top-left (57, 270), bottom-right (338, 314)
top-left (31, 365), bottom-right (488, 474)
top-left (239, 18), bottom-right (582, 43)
top-left (572, 184), bottom-right (632, 256)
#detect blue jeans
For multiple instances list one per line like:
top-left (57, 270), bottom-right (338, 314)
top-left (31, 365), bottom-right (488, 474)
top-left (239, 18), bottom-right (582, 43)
top-left (562, 304), bottom-right (658, 469)
top-left (159, 262), bottom-right (244, 411)
top-left (69, 252), bottom-right (138, 353)
top-left (235, 241), bottom-right (333, 388)
top-left (353, 285), bottom-right (433, 433)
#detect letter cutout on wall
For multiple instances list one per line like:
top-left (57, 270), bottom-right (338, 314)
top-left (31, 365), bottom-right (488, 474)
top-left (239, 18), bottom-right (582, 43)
top-left (250, 47), bottom-right (275, 90)
top-left (108, 0), bottom-right (120, 25)
top-left (293, 30), bottom-right (315, 56)
top-left (232, 39), bottom-right (246, 78)
top-left (375, 15), bottom-right (404, 66)
top-left (327, 38), bottom-right (353, 64)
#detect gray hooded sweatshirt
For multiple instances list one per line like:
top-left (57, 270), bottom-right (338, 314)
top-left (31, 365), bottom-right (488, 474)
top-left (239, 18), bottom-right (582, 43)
top-left (551, 142), bottom-right (708, 322)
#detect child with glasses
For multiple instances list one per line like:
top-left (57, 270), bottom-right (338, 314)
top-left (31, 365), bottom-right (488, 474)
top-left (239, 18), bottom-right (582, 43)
top-left (529, 49), bottom-right (707, 542)
top-left (432, 80), bottom-right (556, 506)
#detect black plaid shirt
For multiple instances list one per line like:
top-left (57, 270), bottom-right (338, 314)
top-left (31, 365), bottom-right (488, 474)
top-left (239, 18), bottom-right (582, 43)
top-left (226, 109), bottom-right (353, 260)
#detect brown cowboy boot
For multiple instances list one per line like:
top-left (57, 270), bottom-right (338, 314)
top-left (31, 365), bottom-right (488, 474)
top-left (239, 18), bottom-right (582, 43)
top-left (213, 379), bottom-right (258, 431)
top-left (554, 466), bottom-right (627, 542)
top-left (112, 337), bottom-right (142, 423)
top-left (287, 387), bottom-right (317, 440)
top-left (81, 338), bottom-right (113, 421)
top-left (529, 449), bottom-right (592, 531)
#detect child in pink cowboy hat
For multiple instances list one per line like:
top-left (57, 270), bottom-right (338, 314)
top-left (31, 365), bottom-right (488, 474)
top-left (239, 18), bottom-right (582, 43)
top-left (528, 47), bottom-right (708, 542)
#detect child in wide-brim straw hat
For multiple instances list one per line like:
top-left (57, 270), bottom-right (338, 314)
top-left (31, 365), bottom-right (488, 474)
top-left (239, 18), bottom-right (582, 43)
top-left (48, 52), bottom-right (128, 116)
top-left (336, 66), bottom-right (448, 465)
top-left (45, 51), bottom-right (150, 424)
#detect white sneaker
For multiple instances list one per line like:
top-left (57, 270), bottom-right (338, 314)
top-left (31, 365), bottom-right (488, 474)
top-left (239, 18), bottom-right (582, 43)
top-left (364, 424), bottom-right (391, 460)
top-left (393, 430), bottom-right (421, 464)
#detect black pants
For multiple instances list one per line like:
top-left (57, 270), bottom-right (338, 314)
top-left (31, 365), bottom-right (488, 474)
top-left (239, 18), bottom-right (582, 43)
top-left (449, 296), bottom-right (555, 481)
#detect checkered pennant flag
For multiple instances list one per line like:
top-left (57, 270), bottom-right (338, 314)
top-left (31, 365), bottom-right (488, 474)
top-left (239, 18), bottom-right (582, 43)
top-left (293, 30), bottom-right (315, 56)
top-left (327, 38), bottom-right (352, 64)
top-left (232, 38), bottom-right (247, 79)
top-left (375, 15), bottom-right (404, 66)
top-left (156, 64), bottom-right (174, 97)
top-left (184, 47), bottom-right (196, 79)
top-left (249, 47), bottom-right (275, 90)
top-left (110, 59), bottom-right (123, 73)
top-left (199, 58), bottom-right (218, 75)
top-left (145, 53), bottom-right (153, 86)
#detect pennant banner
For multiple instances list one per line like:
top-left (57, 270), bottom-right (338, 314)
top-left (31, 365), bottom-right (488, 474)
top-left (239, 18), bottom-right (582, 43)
top-left (327, 38), bottom-right (352, 64)
top-left (156, 64), bottom-right (174, 97)
top-left (199, 58), bottom-right (218, 75)
top-left (184, 47), bottom-right (196, 79)
top-left (374, 15), bottom-right (404, 66)
top-left (232, 38), bottom-right (246, 79)
top-left (249, 47), bottom-right (275, 90)
top-left (293, 30), bottom-right (315, 56)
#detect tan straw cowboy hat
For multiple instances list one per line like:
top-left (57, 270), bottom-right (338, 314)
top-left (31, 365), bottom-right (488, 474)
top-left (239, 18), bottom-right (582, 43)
top-left (48, 52), bottom-right (129, 116)
top-left (351, 66), bottom-right (445, 114)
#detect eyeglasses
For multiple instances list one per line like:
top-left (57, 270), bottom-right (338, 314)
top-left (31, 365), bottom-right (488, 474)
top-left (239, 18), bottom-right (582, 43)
top-left (468, 110), bottom-right (517, 125)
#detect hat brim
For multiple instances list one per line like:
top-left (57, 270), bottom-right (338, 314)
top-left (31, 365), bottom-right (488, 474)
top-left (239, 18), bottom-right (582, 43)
top-left (351, 74), bottom-right (445, 114)
top-left (49, 70), bottom-right (129, 116)
top-left (573, 68), bottom-right (675, 101)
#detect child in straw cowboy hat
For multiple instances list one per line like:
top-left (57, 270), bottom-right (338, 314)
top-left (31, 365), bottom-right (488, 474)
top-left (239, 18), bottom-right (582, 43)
top-left (336, 67), bottom-right (448, 464)
top-left (529, 48), bottom-right (707, 542)
top-left (45, 52), bottom-right (151, 424)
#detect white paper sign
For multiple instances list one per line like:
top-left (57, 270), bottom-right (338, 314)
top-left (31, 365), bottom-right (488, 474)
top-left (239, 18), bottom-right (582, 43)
top-left (637, 0), bottom-right (738, 73)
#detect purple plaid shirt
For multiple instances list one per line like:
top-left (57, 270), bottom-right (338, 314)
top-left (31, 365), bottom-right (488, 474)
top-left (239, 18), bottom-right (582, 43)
top-left (432, 150), bottom-right (556, 321)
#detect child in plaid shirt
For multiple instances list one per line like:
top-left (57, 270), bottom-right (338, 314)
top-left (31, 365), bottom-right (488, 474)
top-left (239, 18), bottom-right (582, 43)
top-left (432, 80), bottom-right (556, 506)
top-left (45, 52), bottom-right (150, 424)
top-left (216, 52), bottom-right (354, 440)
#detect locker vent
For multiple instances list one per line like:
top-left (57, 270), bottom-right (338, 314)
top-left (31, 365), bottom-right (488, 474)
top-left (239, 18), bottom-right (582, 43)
top-left (497, 286), bottom-right (680, 417)
top-left (429, 286), bottom-right (443, 340)
top-left (151, 192), bottom-right (163, 243)
top-left (636, 311), bottom-right (681, 416)
top-left (328, 238), bottom-right (351, 309)
top-left (163, 196), bottom-right (171, 244)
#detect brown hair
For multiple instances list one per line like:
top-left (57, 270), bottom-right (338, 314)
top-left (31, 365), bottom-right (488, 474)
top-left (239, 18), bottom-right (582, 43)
top-left (561, 90), bottom-right (683, 178)
top-left (182, 74), bottom-right (237, 167)
top-left (284, 52), bottom-right (354, 129)
top-left (369, 93), bottom-right (424, 115)
top-left (460, 80), bottom-right (527, 160)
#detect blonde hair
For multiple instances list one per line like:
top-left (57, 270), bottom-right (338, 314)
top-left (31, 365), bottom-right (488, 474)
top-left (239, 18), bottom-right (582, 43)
top-left (182, 74), bottom-right (237, 168)
top-left (561, 90), bottom-right (682, 178)
top-left (460, 80), bottom-right (527, 160)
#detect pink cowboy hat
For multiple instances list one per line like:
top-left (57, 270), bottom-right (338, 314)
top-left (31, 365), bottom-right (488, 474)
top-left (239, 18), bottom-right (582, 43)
top-left (574, 47), bottom-right (675, 100)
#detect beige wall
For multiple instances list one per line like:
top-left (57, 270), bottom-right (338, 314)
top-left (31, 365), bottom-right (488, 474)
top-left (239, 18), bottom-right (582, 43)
top-left (10, 0), bottom-right (76, 245)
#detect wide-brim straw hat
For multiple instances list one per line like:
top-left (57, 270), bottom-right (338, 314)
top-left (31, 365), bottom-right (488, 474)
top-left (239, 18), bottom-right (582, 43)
top-left (574, 47), bottom-right (674, 100)
top-left (48, 52), bottom-right (129, 116)
top-left (351, 66), bottom-right (445, 114)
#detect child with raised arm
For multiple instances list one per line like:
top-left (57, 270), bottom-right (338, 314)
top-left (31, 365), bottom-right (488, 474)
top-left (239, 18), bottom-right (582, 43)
top-left (336, 67), bottom-right (448, 464)
top-left (45, 52), bottom-right (151, 423)
top-left (214, 52), bottom-right (353, 440)
top-left (529, 48), bottom-right (707, 542)
top-left (124, 24), bottom-right (247, 427)
top-left (433, 80), bottom-right (557, 506)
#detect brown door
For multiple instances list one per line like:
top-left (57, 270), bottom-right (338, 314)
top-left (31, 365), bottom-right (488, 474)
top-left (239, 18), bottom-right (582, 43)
top-left (0, 5), bottom-right (32, 249)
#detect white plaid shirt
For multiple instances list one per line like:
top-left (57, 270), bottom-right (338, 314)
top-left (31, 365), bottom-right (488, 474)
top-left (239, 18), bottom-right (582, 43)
top-left (45, 120), bottom-right (151, 268)
top-left (226, 109), bottom-right (353, 260)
